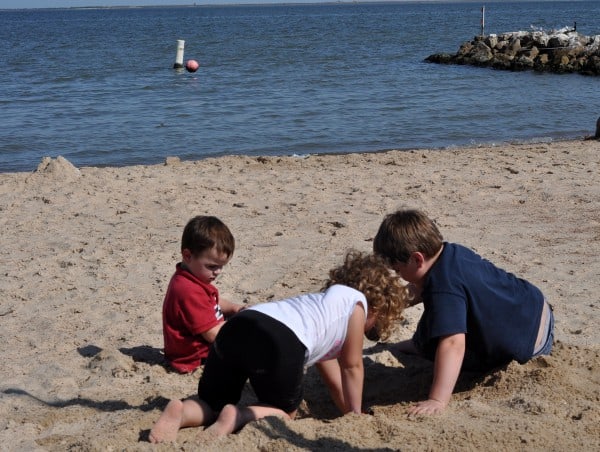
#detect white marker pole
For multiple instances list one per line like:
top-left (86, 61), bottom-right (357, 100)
top-left (480, 6), bottom-right (485, 37)
top-left (173, 39), bottom-right (185, 69)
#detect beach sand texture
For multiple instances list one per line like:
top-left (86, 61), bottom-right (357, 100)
top-left (0, 140), bottom-right (599, 451)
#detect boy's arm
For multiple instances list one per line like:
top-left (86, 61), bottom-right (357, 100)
top-left (200, 322), bottom-right (225, 343)
top-left (219, 297), bottom-right (244, 317)
top-left (408, 332), bottom-right (465, 416)
top-left (200, 298), bottom-right (244, 343)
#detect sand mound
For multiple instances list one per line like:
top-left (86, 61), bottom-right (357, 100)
top-left (34, 156), bottom-right (81, 179)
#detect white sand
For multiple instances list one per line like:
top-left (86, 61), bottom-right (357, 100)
top-left (0, 140), bottom-right (598, 450)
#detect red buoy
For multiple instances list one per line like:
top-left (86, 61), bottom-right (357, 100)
top-left (185, 59), bottom-right (199, 73)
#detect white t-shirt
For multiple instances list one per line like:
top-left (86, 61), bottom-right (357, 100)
top-left (249, 284), bottom-right (368, 367)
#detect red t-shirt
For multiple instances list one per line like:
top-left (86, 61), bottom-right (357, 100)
top-left (162, 263), bottom-right (224, 373)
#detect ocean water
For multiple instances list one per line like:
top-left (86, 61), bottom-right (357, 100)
top-left (1, 1), bottom-right (599, 173)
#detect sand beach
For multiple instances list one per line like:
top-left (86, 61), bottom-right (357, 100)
top-left (0, 139), bottom-right (599, 451)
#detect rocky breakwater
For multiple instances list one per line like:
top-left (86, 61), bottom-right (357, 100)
top-left (426, 27), bottom-right (600, 75)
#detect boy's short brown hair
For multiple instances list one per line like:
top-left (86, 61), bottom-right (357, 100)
top-left (373, 209), bottom-right (443, 264)
top-left (181, 216), bottom-right (235, 258)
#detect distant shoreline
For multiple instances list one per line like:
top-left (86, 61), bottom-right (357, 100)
top-left (1, 0), bottom-right (580, 13)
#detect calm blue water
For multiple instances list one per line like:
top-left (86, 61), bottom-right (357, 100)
top-left (1, 1), bottom-right (599, 173)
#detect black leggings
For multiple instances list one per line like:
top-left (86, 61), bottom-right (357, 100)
top-left (198, 309), bottom-right (307, 413)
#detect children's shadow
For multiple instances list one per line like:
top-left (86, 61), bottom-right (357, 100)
top-left (2, 387), bottom-right (168, 413)
top-left (254, 416), bottom-right (396, 451)
top-left (118, 345), bottom-right (167, 367)
top-left (78, 344), bottom-right (169, 369)
top-left (299, 343), bottom-right (435, 419)
top-left (360, 342), bottom-right (490, 409)
top-left (4, 387), bottom-right (168, 442)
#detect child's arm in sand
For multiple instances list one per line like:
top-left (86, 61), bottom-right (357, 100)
top-left (219, 297), bottom-right (245, 317)
top-left (338, 304), bottom-right (366, 414)
top-left (316, 304), bottom-right (366, 414)
top-left (408, 332), bottom-right (465, 416)
top-left (316, 359), bottom-right (345, 413)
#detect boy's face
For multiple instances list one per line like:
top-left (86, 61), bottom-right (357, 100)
top-left (391, 257), bottom-right (420, 285)
top-left (182, 246), bottom-right (230, 285)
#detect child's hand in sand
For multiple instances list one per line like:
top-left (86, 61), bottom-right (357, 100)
top-left (407, 398), bottom-right (446, 416)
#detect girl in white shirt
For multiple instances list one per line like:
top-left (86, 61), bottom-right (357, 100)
top-left (150, 250), bottom-right (410, 443)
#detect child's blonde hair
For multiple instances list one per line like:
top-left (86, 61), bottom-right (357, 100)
top-left (324, 250), bottom-right (410, 340)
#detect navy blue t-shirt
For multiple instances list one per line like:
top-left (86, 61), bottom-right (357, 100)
top-left (413, 242), bottom-right (545, 371)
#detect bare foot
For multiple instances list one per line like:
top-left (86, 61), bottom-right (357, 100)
top-left (149, 399), bottom-right (184, 443)
top-left (202, 404), bottom-right (240, 438)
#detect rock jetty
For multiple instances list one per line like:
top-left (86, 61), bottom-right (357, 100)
top-left (426, 26), bottom-right (600, 75)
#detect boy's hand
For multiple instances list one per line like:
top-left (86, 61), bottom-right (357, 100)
top-left (407, 398), bottom-right (446, 416)
top-left (219, 298), bottom-right (245, 317)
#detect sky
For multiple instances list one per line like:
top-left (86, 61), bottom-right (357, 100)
top-left (2, 1), bottom-right (221, 8)
top-left (2, 0), bottom-right (377, 8)
top-left (0, 0), bottom-right (569, 9)
top-left (0, 0), bottom-right (452, 9)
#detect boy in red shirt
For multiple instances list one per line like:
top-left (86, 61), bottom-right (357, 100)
top-left (162, 215), bottom-right (243, 373)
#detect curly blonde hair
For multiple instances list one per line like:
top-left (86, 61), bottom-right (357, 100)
top-left (323, 250), bottom-right (410, 341)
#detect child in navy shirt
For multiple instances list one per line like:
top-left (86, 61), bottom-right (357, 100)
top-left (373, 209), bottom-right (554, 415)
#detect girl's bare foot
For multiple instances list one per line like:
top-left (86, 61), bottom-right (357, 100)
top-left (203, 404), bottom-right (240, 438)
top-left (149, 399), bottom-right (184, 443)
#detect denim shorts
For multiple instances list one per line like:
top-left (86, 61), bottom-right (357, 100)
top-left (532, 302), bottom-right (554, 357)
